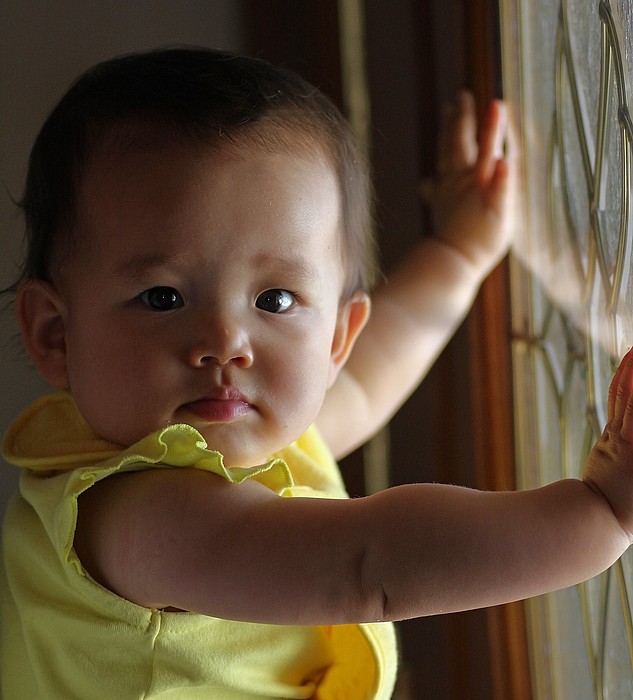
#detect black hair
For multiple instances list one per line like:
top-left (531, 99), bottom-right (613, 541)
top-left (6, 46), bottom-right (377, 297)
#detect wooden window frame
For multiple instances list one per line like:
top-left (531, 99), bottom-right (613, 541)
top-left (464, 1), bottom-right (532, 698)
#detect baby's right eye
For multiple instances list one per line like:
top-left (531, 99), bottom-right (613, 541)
top-left (139, 286), bottom-right (184, 311)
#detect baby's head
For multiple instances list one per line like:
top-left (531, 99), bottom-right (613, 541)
top-left (16, 46), bottom-right (378, 299)
top-left (12, 48), bottom-right (376, 465)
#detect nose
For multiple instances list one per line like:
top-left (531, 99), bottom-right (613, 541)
top-left (187, 316), bottom-right (254, 368)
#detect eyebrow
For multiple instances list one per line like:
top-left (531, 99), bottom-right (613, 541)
top-left (253, 252), bottom-right (321, 282)
top-left (115, 252), bottom-right (186, 279)
top-left (115, 251), bottom-right (321, 281)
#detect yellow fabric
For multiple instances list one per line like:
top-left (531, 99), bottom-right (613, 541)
top-left (1, 392), bottom-right (397, 699)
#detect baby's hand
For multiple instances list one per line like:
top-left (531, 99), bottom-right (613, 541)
top-left (584, 348), bottom-right (633, 542)
top-left (422, 91), bottom-right (517, 273)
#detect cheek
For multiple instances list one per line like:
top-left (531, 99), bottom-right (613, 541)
top-left (66, 325), bottom-right (129, 384)
top-left (264, 336), bottom-right (333, 409)
top-left (66, 338), bottom-right (175, 446)
top-left (64, 319), bottom-right (168, 415)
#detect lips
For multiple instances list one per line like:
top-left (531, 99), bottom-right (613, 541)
top-left (182, 389), bottom-right (252, 423)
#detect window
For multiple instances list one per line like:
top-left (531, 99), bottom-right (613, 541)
top-left (501, 1), bottom-right (633, 695)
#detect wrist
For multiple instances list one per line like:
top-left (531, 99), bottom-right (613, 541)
top-left (432, 234), bottom-right (505, 284)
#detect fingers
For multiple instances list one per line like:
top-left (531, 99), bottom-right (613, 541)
top-left (475, 100), bottom-right (507, 188)
top-left (609, 348), bottom-right (633, 435)
top-left (482, 158), bottom-right (510, 216)
top-left (437, 92), bottom-right (509, 189)
top-left (607, 352), bottom-right (628, 420)
top-left (437, 91), bottom-right (478, 175)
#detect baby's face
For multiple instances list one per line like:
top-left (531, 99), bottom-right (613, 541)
top-left (55, 141), bottom-right (349, 467)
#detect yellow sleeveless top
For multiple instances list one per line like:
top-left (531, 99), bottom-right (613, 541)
top-left (1, 392), bottom-right (397, 699)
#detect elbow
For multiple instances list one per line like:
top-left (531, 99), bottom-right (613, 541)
top-left (355, 542), bottom-right (391, 623)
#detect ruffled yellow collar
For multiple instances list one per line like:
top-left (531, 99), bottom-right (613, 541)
top-left (3, 392), bottom-right (293, 493)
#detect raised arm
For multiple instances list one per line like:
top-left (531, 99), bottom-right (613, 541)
top-left (317, 93), bottom-right (517, 458)
top-left (74, 351), bottom-right (633, 625)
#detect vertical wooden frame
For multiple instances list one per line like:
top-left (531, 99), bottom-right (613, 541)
top-left (463, 0), bottom-right (533, 698)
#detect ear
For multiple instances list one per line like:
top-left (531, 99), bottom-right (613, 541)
top-left (328, 290), bottom-right (371, 386)
top-left (16, 280), bottom-right (70, 389)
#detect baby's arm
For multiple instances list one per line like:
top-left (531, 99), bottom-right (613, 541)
top-left (318, 93), bottom-right (515, 457)
top-left (74, 352), bottom-right (633, 625)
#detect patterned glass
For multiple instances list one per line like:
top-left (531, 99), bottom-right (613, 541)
top-left (501, 1), bottom-right (633, 696)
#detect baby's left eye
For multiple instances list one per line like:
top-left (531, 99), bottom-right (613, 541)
top-left (255, 289), bottom-right (295, 314)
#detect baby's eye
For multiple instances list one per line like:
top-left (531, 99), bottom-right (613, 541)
top-left (255, 289), bottom-right (295, 314)
top-left (139, 286), bottom-right (184, 311)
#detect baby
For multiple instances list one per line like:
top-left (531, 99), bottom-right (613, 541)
top-left (2, 47), bottom-right (633, 699)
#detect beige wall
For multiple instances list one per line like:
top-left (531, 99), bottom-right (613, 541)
top-left (0, 0), bottom-right (245, 518)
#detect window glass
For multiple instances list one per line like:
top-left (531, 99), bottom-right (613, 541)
top-left (502, 0), bottom-right (633, 695)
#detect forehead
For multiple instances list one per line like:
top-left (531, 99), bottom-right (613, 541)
top-left (75, 137), bottom-right (345, 281)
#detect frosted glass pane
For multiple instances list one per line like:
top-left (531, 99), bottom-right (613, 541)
top-left (604, 567), bottom-right (633, 698)
top-left (561, 64), bottom-right (591, 273)
top-left (561, 358), bottom-right (587, 478)
top-left (615, 0), bottom-right (633, 91)
top-left (546, 586), bottom-right (594, 698)
top-left (565, 0), bottom-right (601, 159)
top-left (596, 69), bottom-right (624, 275)
top-left (503, 0), bottom-right (633, 696)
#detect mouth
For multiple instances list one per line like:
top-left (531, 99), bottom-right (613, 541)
top-left (181, 389), bottom-right (252, 423)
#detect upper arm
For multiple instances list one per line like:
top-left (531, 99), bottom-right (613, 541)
top-left (74, 468), bottom-right (383, 625)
